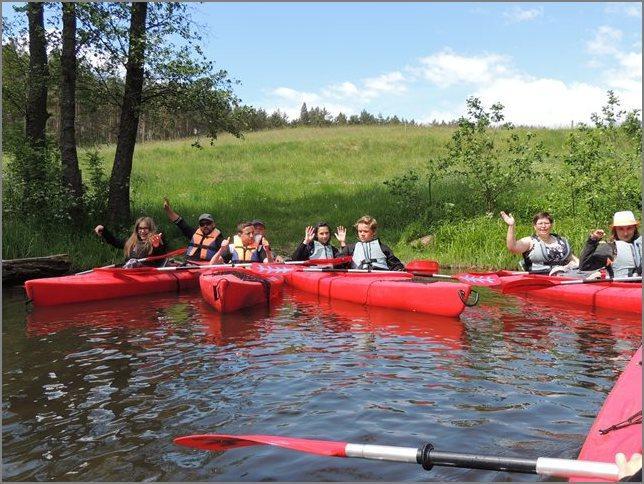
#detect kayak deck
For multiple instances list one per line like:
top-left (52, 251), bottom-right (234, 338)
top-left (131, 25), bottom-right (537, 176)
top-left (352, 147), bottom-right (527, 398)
top-left (570, 346), bottom-right (642, 482)
top-left (200, 269), bottom-right (284, 313)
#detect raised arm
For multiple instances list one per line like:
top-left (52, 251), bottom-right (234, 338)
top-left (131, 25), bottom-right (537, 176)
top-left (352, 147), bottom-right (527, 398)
top-left (500, 211), bottom-right (531, 254)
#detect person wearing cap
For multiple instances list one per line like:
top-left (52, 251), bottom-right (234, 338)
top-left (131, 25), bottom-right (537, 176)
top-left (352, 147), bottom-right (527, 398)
top-left (579, 210), bottom-right (642, 278)
top-left (209, 221), bottom-right (268, 264)
top-left (500, 211), bottom-right (579, 275)
top-left (163, 197), bottom-right (224, 261)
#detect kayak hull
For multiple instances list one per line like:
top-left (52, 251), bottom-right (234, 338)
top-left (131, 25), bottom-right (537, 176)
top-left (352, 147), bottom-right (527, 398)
top-left (286, 270), bottom-right (470, 317)
top-left (200, 269), bottom-right (284, 313)
top-left (24, 266), bottom-right (202, 306)
top-left (499, 275), bottom-right (642, 314)
top-left (570, 346), bottom-right (642, 482)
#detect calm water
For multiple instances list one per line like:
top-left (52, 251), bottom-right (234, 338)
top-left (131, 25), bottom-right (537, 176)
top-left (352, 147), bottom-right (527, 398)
top-left (2, 284), bottom-right (641, 482)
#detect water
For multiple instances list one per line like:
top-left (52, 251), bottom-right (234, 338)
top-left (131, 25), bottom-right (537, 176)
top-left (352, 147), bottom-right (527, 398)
top-left (2, 284), bottom-right (641, 481)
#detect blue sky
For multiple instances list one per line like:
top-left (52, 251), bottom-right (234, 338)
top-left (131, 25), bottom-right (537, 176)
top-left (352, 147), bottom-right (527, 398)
top-left (3, 2), bottom-right (642, 127)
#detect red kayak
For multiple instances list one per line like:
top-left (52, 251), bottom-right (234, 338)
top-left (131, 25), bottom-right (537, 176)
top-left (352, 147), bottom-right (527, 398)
top-left (200, 268), bottom-right (284, 313)
top-left (499, 274), bottom-right (641, 314)
top-left (285, 270), bottom-right (472, 317)
top-left (24, 265), bottom-right (204, 306)
top-left (570, 346), bottom-right (642, 482)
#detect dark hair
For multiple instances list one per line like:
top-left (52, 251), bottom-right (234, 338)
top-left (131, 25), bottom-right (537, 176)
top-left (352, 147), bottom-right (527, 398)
top-left (532, 212), bottom-right (553, 225)
top-left (314, 222), bottom-right (331, 240)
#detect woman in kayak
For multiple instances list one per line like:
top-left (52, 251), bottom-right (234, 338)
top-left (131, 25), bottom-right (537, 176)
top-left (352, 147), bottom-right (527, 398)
top-left (210, 222), bottom-right (269, 264)
top-left (94, 217), bottom-right (166, 267)
top-left (579, 210), bottom-right (642, 278)
top-left (292, 222), bottom-right (340, 261)
top-left (336, 215), bottom-right (405, 271)
top-left (500, 211), bottom-right (579, 275)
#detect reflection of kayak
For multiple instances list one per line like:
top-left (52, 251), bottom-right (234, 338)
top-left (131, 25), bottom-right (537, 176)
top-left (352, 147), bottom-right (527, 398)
top-left (200, 269), bottom-right (284, 313)
top-left (285, 270), bottom-right (471, 317)
top-left (290, 289), bottom-right (464, 349)
top-left (570, 346), bottom-right (642, 482)
top-left (499, 274), bottom-right (642, 314)
top-left (25, 293), bottom-right (195, 335)
top-left (24, 265), bottom-right (207, 306)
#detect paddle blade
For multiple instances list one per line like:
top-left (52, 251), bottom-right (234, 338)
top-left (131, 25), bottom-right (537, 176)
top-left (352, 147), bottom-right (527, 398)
top-left (453, 272), bottom-right (502, 287)
top-left (406, 259), bottom-right (440, 275)
top-left (501, 277), bottom-right (556, 292)
top-left (174, 434), bottom-right (348, 457)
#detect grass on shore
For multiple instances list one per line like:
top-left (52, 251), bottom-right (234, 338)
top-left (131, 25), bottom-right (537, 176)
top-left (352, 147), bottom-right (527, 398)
top-left (3, 125), bottom-right (598, 272)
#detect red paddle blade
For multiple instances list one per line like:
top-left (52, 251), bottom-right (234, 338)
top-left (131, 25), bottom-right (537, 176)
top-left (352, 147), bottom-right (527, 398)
top-left (406, 259), bottom-right (440, 275)
top-left (501, 277), bottom-right (557, 292)
top-left (304, 256), bottom-right (352, 266)
top-left (174, 434), bottom-right (348, 457)
top-left (453, 272), bottom-right (502, 287)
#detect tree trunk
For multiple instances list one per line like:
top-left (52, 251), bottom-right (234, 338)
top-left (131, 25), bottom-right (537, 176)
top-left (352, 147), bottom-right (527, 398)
top-left (2, 254), bottom-right (71, 285)
top-left (107, 2), bottom-right (148, 226)
top-left (26, 2), bottom-right (49, 146)
top-left (60, 2), bottom-right (84, 220)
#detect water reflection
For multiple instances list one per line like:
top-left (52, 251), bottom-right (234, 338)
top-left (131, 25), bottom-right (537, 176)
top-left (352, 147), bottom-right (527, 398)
top-left (2, 285), bottom-right (641, 481)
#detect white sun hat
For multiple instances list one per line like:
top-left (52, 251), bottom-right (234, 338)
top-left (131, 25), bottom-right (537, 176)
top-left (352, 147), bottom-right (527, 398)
top-left (611, 210), bottom-right (640, 227)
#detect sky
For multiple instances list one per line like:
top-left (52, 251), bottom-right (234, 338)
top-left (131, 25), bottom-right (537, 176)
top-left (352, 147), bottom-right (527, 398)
top-left (3, 2), bottom-right (642, 127)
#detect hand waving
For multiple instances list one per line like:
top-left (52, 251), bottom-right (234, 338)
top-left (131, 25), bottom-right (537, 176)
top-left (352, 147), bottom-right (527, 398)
top-left (500, 211), bottom-right (515, 227)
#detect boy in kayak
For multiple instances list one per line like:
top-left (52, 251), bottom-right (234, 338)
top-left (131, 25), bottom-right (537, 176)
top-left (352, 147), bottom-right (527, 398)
top-left (335, 215), bottom-right (405, 271)
top-left (163, 197), bottom-right (225, 261)
top-left (210, 222), bottom-right (269, 263)
top-left (94, 216), bottom-right (166, 267)
top-left (292, 222), bottom-right (340, 261)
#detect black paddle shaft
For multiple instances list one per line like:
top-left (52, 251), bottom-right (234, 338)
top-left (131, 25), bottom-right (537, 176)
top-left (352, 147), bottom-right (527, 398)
top-left (417, 443), bottom-right (537, 474)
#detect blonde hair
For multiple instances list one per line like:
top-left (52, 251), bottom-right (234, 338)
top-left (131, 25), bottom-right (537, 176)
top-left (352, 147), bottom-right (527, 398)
top-left (354, 215), bottom-right (377, 233)
top-left (124, 216), bottom-right (158, 257)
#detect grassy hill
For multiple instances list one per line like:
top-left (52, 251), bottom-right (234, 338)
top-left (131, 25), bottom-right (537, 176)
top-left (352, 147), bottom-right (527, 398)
top-left (2, 125), bottom-right (624, 271)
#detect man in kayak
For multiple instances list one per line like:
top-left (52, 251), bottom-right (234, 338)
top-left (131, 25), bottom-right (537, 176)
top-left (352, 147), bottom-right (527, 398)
top-left (94, 216), bottom-right (166, 267)
top-left (579, 210), bottom-right (642, 278)
top-left (292, 222), bottom-right (340, 261)
top-left (251, 219), bottom-right (284, 263)
top-left (500, 211), bottom-right (579, 275)
top-left (163, 197), bottom-right (225, 262)
top-left (210, 222), bottom-right (269, 263)
top-left (335, 215), bottom-right (405, 271)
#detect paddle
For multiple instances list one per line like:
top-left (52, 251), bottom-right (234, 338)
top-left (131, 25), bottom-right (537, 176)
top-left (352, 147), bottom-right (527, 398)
top-left (503, 275), bottom-right (642, 292)
top-left (302, 267), bottom-right (502, 287)
top-left (76, 247), bottom-right (187, 275)
top-left (289, 255), bottom-right (353, 267)
top-left (173, 434), bottom-right (619, 480)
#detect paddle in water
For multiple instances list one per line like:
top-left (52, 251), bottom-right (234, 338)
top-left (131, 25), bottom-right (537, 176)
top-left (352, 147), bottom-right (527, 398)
top-left (173, 434), bottom-right (619, 480)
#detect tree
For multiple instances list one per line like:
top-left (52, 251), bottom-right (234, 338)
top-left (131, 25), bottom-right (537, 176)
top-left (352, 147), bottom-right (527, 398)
top-left (299, 102), bottom-right (309, 125)
top-left (60, 2), bottom-right (84, 219)
top-left (25, 2), bottom-right (49, 146)
top-left (107, 2), bottom-right (148, 225)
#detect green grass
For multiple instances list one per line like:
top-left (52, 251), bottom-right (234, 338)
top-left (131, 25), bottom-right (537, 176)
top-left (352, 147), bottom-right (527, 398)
top-left (2, 125), bottom-right (632, 271)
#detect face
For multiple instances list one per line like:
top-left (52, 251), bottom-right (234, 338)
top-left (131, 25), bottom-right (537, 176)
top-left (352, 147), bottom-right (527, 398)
top-left (356, 223), bottom-right (375, 242)
top-left (615, 225), bottom-right (636, 241)
top-left (533, 218), bottom-right (552, 237)
top-left (240, 226), bottom-right (255, 245)
top-left (253, 225), bottom-right (265, 236)
top-left (199, 220), bottom-right (215, 235)
top-left (136, 222), bottom-right (150, 241)
top-left (316, 226), bottom-right (331, 244)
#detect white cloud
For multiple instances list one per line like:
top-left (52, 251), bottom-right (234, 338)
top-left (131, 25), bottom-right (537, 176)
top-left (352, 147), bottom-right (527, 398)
top-left (503, 6), bottom-right (543, 23)
top-left (605, 3), bottom-right (642, 18)
top-left (363, 71), bottom-right (407, 96)
top-left (586, 26), bottom-right (623, 55)
top-left (413, 50), bottom-right (512, 88)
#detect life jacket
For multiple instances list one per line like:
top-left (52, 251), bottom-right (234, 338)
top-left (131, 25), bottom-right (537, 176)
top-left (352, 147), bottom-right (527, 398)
top-left (230, 235), bottom-right (264, 262)
top-left (612, 236), bottom-right (642, 277)
top-left (186, 227), bottom-right (222, 261)
top-left (310, 240), bottom-right (335, 259)
top-left (351, 239), bottom-right (388, 270)
top-left (521, 234), bottom-right (571, 274)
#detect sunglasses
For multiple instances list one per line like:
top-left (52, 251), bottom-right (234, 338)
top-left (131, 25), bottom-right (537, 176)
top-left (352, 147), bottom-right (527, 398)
top-left (199, 221), bottom-right (213, 227)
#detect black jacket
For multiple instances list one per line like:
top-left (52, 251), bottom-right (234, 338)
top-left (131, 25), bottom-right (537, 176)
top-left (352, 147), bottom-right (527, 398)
top-left (292, 241), bottom-right (340, 261)
top-left (100, 227), bottom-right (168, 266)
